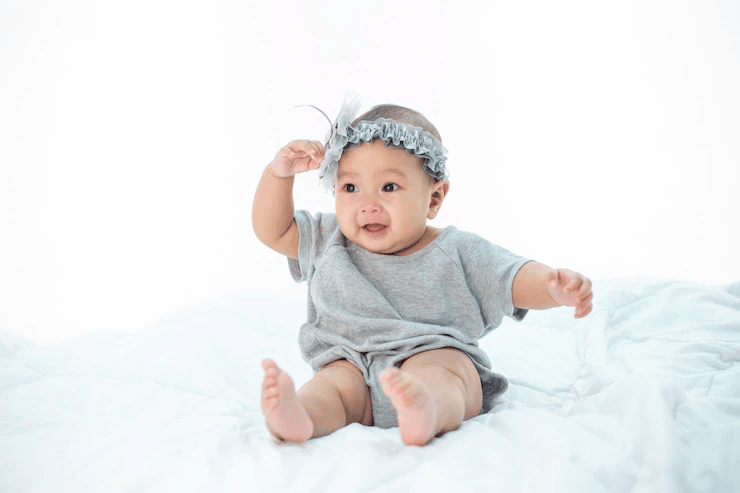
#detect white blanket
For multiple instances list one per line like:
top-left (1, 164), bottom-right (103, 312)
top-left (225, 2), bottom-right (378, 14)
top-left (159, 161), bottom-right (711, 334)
top-left (1, 278), bottom-right (739, 492)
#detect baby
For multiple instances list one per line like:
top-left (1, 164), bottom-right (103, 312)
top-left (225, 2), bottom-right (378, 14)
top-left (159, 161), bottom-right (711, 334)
top-left (252, 95), bottom-right (593, 446)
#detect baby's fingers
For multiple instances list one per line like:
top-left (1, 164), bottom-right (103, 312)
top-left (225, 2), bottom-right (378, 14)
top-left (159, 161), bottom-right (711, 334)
top-left (565, 275), bottom-right (582, 293)
top-left (286, 140), bottom-right (324, 160)
top-left (574, 276), bottom-right (592, 297)
top-left (294, 140), bottom-right (325, 172)
top-left (550, 269), bottom-right (580, 294)
top-left (574, 292), bottom-right (594, 318)
top-left (575, 290), bottom-right (594, 318)
top-left (273, 140), bottom-right (324, 176)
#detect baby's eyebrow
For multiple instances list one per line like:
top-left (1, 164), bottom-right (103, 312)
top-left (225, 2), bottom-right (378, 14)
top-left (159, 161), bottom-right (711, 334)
top-left (336, 170), bottom-right (358, 180)
top-left (379, 169), bottom-right (407, 179)
top-left (336, 169), bottom-right (406, 180)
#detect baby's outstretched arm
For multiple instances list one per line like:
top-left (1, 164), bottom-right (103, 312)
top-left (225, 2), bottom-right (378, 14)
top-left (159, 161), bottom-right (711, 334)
top-left (252, 140), bottom-right (324, 259)
top-left (512, 262), bottom-right (593, 318)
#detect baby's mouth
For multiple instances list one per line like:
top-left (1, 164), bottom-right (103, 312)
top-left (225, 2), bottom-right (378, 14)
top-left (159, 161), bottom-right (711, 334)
top-left (363, 223), bottom-right (387, 234)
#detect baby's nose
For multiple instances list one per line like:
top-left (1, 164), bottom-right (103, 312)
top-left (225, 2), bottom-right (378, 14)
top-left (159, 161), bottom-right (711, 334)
top-left (360, 195), bottom-right (381, 213)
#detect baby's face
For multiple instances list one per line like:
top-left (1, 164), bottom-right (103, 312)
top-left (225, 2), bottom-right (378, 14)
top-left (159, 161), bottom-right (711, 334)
top-left (335, 139), bottom-right (445, 255)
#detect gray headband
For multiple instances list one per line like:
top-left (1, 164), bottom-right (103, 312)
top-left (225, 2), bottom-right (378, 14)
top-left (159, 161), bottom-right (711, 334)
top-left (299, 94), bottom-right (449, 194)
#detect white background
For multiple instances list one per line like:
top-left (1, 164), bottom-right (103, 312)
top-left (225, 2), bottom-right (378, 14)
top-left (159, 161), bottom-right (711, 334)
top-left (2, 0), bottom-right (738, 343)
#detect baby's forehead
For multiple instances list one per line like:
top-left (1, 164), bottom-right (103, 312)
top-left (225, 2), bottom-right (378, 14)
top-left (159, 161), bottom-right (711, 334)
top-left (336, 165), bottom-right (408, 179)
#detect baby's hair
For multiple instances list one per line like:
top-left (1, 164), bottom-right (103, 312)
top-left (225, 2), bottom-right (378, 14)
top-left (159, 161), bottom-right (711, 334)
top-left (352, 104), bottom-right (443, 143)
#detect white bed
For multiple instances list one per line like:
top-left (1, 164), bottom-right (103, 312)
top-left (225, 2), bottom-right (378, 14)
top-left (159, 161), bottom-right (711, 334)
top-left (1, 278), bottom-right (739, 492)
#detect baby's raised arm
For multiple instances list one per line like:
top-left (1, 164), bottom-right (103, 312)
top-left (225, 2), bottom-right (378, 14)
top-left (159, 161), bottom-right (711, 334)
top-left (252, 140), bottom-right (324, 259)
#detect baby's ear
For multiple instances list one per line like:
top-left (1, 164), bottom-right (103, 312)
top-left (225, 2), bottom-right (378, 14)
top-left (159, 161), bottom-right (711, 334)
top-left (427, 180), bottom-right (450, 219)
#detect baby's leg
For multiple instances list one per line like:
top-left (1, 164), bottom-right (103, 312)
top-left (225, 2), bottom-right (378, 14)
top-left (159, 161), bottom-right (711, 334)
top-left (261, 359), bottom-right (372, 442)
top-left (379, 348), bottom-right (482, 446)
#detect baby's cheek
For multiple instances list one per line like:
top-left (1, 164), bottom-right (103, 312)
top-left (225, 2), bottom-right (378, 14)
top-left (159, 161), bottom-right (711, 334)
top-left (335, 204), bottom-right (354, 221)
top-left (334, 207), bottom-right (356, 236)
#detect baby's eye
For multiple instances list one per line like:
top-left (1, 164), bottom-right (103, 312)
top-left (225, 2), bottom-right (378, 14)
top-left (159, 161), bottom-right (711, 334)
top-left (343, 183), bottom-right (357, 193)
top-left (382, 183), bottom-right (399, 192)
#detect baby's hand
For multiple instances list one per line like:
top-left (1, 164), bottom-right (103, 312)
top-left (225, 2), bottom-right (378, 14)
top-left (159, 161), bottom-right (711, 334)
top-left (545, 269), bottom-right (593, 318)
top-left (269, 140), bottom-right (325, 178)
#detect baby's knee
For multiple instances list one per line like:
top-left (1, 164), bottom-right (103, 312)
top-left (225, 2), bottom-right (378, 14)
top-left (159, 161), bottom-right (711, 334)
top-left (400, 348), bottom-right (482, 414)
top-left (316, 360), bottom-right (372, 424)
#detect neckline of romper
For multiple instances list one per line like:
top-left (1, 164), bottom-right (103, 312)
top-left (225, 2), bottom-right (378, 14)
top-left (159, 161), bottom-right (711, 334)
top-left (347, 226), bottom-right (457, 264)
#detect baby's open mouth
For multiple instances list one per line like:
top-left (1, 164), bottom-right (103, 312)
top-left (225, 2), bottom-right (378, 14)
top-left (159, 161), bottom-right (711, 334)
top-left (363, 223), bottom-right (387, 234)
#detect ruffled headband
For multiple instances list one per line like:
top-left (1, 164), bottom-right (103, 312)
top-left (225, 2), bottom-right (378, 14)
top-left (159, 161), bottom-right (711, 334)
top-left (298, 94), bottom-right (449, 194)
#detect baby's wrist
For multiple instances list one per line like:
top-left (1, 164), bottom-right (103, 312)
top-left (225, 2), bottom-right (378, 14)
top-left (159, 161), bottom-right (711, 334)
top-left (266, 164), bottom-right (294, 179)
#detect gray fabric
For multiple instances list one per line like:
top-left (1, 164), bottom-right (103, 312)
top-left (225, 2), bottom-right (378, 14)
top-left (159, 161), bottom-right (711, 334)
top-left (288, 210), bottom-right (530, 428)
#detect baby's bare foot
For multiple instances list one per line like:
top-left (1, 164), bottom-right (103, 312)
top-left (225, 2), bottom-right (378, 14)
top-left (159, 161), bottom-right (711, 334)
top-left (261, 359), bottom-right (313, 442)
top-left (380, 367), bottom-right (437, 446)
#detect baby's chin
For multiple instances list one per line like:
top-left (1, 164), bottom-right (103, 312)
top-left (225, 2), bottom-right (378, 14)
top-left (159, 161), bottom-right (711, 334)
top-left (344, 226), bottom-right (431, 256)
top-left (359, 239), bottom-right (422, 257)
top-left (346, 234), bottom-right (405, 256)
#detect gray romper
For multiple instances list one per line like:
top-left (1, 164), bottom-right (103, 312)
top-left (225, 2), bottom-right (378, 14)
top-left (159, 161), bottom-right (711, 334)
top-left (288, 210), bottom-right (530, 428)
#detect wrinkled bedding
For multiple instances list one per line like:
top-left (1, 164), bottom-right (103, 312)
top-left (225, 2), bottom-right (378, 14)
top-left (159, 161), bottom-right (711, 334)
top-left (1, 278), bottom-right (739, 492)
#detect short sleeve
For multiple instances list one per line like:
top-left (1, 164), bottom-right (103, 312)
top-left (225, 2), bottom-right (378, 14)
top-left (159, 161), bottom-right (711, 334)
top-left (288, 210), bottom-right (340, 283)
top-left (454, 232), bottom-right (531, 325)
